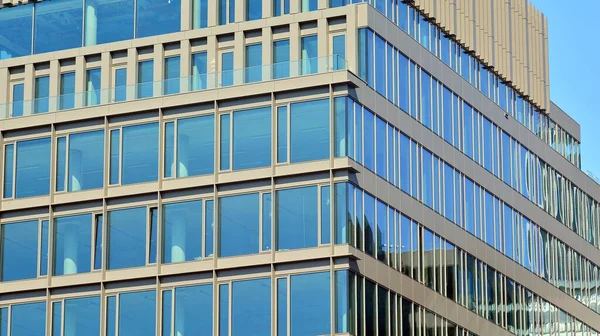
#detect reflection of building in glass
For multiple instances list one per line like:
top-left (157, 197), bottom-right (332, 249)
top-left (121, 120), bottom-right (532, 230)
top-left (0, 0), bottom-right (597, 334)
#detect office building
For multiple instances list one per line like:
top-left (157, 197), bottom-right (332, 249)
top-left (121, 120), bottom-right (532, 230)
top-left (0, 0), bottom-right (597, 335)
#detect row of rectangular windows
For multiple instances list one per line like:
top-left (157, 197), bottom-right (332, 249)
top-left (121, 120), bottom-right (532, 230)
top-left (335, 96), bottom-right (600, 315)
top-left (11, 33), bottom-right (344, 117)
top-left (353, 32), bottom-right (600, 254)
top-left (337, 182), bottom-right (599, 335)
top-left (344, 0), bottom-right (581, 168)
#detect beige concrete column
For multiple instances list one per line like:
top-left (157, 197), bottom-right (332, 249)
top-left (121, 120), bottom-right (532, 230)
top-left (262, 27), bottom-right (273, 80)
top-left (154, 44), bottom-right (165, 96)
top-left (236, 0), bottom-right (245, 22)
top-left (207, 36), bottom-right (218, 88)
top-left (207, 0), bottom-right (218, 27)
top-left (127, 48), bottom-right (137, 100)
top-left (181, 0), bottom-right (192, 31)
top-left (263, 0), bottom-right (271, 18)
top-left (290, 0), bottom-right (299, 14)
top-left (74, 58), bottom-right (86, 109)
top-left (48, 60), bottom-right (60, 112)
top-left (23, 64), bottom-right (34, 116)
top-left (180, 39), bottom-right (192, 93)
top-left (100, 52), bottom-right (111, 104)
top-left (346, 6), bottom-right (357, 74)
top-left (289, 23), bottom-right (300, 77)
top-left (234, 31), bottom-right (244, 85)
top-left (0, 68), bottom-right (8, 118)
top-left (317, 18), bottom-right (328, 73)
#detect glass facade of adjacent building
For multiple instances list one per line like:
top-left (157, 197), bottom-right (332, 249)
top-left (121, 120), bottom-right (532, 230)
top-left (0, 0), bottom-right (597, 335)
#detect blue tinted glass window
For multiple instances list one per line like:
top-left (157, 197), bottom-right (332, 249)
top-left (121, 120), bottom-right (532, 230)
top-left (85, 68), bottom-right (101, 106)
top-left (108, 207), bottom-right (147, 270)
top-left (16, 138), bottom-right (51, 198)
top-left (149, 208), bottom-right (157, 264)
top-left (423, 149), bottom-right (433, 207)
top-left (484, 191), bottom-right (494, 246)
top-left (64, 296), bottom-right (101, 336)
top-left (164, 56), bottom-right (180, 94)
top-left (463, 104), bottom-right (473, 158)
top-left (1, 220), bottom-right (38, 281)
top-left (219, 193), bottom-right (260, 257)
top-left (0, 5), bottom-right (32, 59)
top-left (330, 0), bottom-right (347, 7)
top-left (442, 87), bottom-right (452, 144)
top-left (162, 290), bottom-right (172, 336)
top-left (34, 0), bottom-right (82, 54)
top-left (301, 35), bottom-right (318, 74)
top-left (107, 296), bottom-right (116, 336)
top-left (262, 193), bottom-right (272, 251)
top-left (165, 122), bottom-right (175, 178)
top-left (136, 0), bottom-right (180, 38)
top-left (483, 117), bottom-right (492, 171)
top-left (277, 278), bottom-right (287, 335)
top-left (205, 200), bottom-right (214, 257)
top-left (3, 144), bottom-right (13, 198)
top-left (400, 134), bottom-right (410, 193)
top-left (137, 60), bottom-right (154, 98)
top-left (94, 215), bottom-right (103, 270)
top-left (233, 107), bottom-right (271, 170)
top-left (119, 291), bottom-right (156, 336)
top-left (54, 214), bottom-right (92, 276)
top-left (163, 200), bottom-right (202, 263)
top-left (332, 34), bottom-right (346, 70)
top-left (175, 284), bottom-right (213, 335)
top-left (357, 29), bottom-right (369, 84)
top-left (192, 52), bottom-right (208, 90)
top-left (375, 117), bottom-right (386, 179)
top-left (502, 132), bottom-right (511, 185)
top-left (220, 114), bottom-right (231, 170)
top-left (276, 186), bottom-right (318, 250)
top-left (52, 302), bottom-right (61, 336)
top-left (247, 0), bottom-right (262, 20)
top-left (60, 72), bottom-right (76, 110)
top-left (68, 130), bottom-right (104, 191)
top-left (364, 193), bottom-right (375, 256)
top-left (177, 115), bottom-right (214, 177)
top-left (504, 205), bottom-right (513, 259)
top-left (109, 130), bottom-right (120, 185)
top-left (122, 123), bottom-right (158, 184)
top-left (11, 83), bottom-right (24, 118)
top-left (221, 52), bottom-right (234, 87)
top-left (290, 99), bottom-right (330, 163)
top-left (363, 109), bottom-right (374, 171)
top-left (375, 35), bottom-right (385, 96)
top-left (273, 40), bottom-right (290, 79)
top-left (399, 53), bottom-right (409, 112)
top-left (334, 97), bottom-right (347, 157)
top-left (444, 164), bottom-right (454, 222)
top-left (245, 44), bottom-right (262, 83)
top-left (277, 106), bottom-right (288, 163)
top-left (422, 72), bottom-right (432, 128)
top-left (34, 76), bottom-right (49, 114)
top-left (219, 284), bottom-right (229, 336)
top-left (335, 270), bottom-right (350, 333)
top-left (193, 0), bottom-right (209, 28)
top-left (232, 278), bottom-right (271, 335)
top-left (376, 200), bottom-right (387, 262)
top-left (11, 302), bottom-right (45, 336)
top-left (355, 189), bottom-right (363, 250)
top-left (290, 272), bottom-right (331, 335)
top-left (334, 183), bottom-right (348, 244)
top-left (321, 186), bottom-right (331, 244)
top-left (114, 68), bottom-right (127, 102)
top-left (55, 141), bottom-right (66, 192)
top-left (40, 220), bottom-right (48, 276)
top-left (86, 0), bottom-right (134, 46)
top-left (301, 0), bottom-right (317, 11)
top-left (355, 103), bottom-right (362, 164)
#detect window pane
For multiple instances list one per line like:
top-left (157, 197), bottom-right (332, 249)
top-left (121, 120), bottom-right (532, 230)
top-left (60, 72), bottom-right (76, 110)
top-left (219, 284), bottom-right (229, 336)
top-left (85, 68), bottom-right (101, 106)
top-left (334, 183), bottom-right (348, 244)
top-left (273, 40), bottom-right (290, 79)
top-left (245, 44), bottom-right (262, 83)
top-left (69, 130), bottom-right (104, 191)
top-left (163, 200), bottom-right (203, 263)
top-left (363, 109), bottom-right (374, 171)
top-left (191, 52), bottom-right (208, 90)
top-left (291, 272), bottom-right (331, 335)
top-left (64, 296), bottom-right (101, 336)
top-left (219, 193), bottom-right (260, 257)
top-left (114, 68), bottom-right (127, 102)
top-left (262, 193), bottom-right (272, 251)
top-left (277, 106), bottom-right (288, 163)
top-left (52, 302), bottom-right (61, 336)
top-left (122, 123), bottom-right (159, 185)
top-left (137, 60), bottom-right (154, 98)
top-left (175, 284), bottom-right (213, 335)
top-left (85, 0), bottom-right (134, 45)
top-left (34, 76), bottom-right (49, 114)
top-left (136, 0), bottom-right (181, 38)
top-left (290, 99), bottom-right (330, 163)
top-left (334, 97), bottom-right (347, 157)
top-left (376, 200), bottom-right (387, 263)
top-left (164, 56), bottom-right (181, 94)
top-left (277, 278), bottom-right (287, 335)
top-left (16, 138), bottom-right (51, 198)
top-left (34, 0), bottom-right (82, 54)
top-left (177, 115), bottom-right (215, 177)
top-left (0, 5), bottom-right (32, 60)
top-left (364, 193), bottom-right (375, 256)
top-left (301, 35), bottom-right (318, 74)
top-left (11, 302), bottom-right (45, 336)
top-left (232, 278), bottom-right (271, 335)
top-left (149, 208), bottom-right (157, 264)
top-left (109, 130), bottom-right (120, 185)
top-left (221, 52), bottom-right (234, 87)
top-left (40, 220), bottom-right (49, 276)
top-left (277, 186), bottom-right (318, 250)
top-left (247, 0), bottom-right (262, 20)
top-left (3, 144), bottom-right (13, 198)
top-left (332, 35), bottom-right (346, 70)
top-left (375, 117), bottom-right (386, 178)
top-left (301, 0), bottom-right (317, 11)
top-left (193, 0), bottom-right (209, 28)
top-left (56, 138), bottom-right (66, 192)
top-left (11, 83), bottom-right (24, 117)
top-left (220, 114), bottom-right (231, 170)
top-left (119, 291), bottom-right (156, 336)
top-left (233, 107), bottom-right (271, 170)
top-left (108, 207), bottom-right (147, 270)
top-left (205, 200), bottom-right (214, 257)
top-left (54, 214), bottom-right (92, 275)
top-left (1, 220), bottom-right (38, 281)
top-left (94, 215), bottom-right (103, 270)
top-left (165, 122), bottom-right (175, 178)
top-left (321, 186), bottom-right (331, 244)
top-left (162, 290), bottom-right (172, 336)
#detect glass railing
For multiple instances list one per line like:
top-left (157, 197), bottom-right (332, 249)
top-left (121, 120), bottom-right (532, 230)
top-left (0, 56), bottom-right (347, 119)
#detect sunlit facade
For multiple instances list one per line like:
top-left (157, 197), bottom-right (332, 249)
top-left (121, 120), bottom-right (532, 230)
top-left (0, 0), bottom-right (597, 335)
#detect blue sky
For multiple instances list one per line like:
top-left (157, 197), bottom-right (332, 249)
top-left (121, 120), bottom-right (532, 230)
top-left (529, 0), bottom-right (600, 177)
